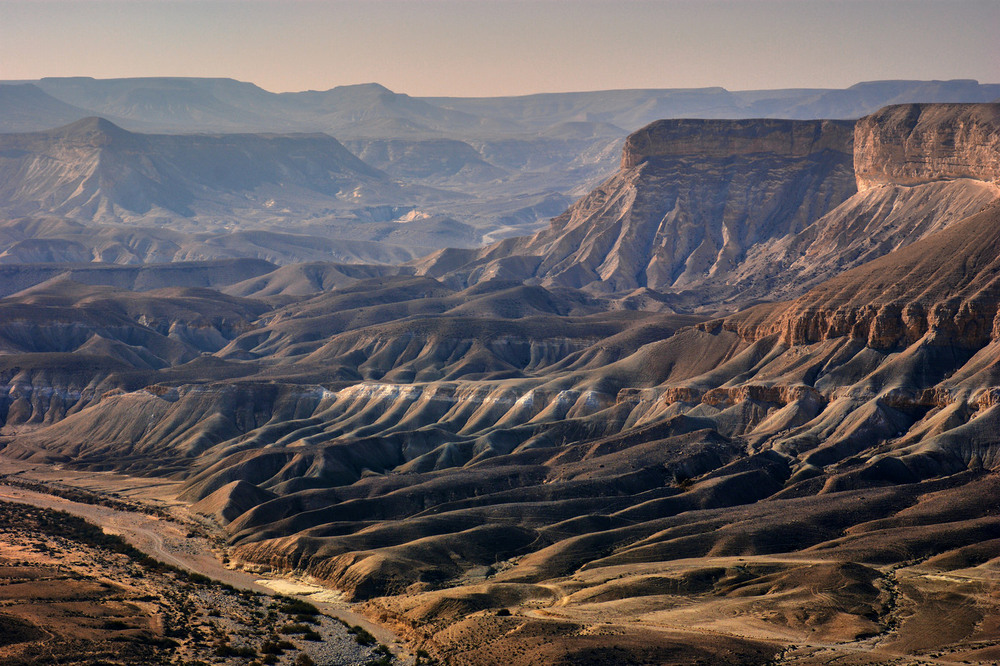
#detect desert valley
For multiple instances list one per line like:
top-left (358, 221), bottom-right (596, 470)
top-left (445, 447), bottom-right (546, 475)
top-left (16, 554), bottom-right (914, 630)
top-left (0, 71), bottom-right (999, 666)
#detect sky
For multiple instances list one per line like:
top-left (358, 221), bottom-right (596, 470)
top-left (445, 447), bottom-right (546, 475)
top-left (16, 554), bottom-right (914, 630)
top-left (1, 0), bottom-right (997, 97)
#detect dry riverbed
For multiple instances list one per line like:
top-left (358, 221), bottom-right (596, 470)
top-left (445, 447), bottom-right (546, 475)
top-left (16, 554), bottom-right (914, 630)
top-left (0, 457), bottom-right (412, 666)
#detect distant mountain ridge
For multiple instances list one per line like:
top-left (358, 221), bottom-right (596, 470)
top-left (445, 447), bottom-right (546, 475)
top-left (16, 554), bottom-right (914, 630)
top-left (3, 77), bottom-right (998, 136)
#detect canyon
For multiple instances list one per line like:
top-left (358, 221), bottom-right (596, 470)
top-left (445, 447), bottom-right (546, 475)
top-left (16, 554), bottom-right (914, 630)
top-left (1, 91), bottom-right (1000, 664)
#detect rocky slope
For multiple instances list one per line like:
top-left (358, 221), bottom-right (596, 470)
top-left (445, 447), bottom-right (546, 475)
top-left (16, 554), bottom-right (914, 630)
top-left (719, 200), bottom-right (1000, 349)
top-left (418, 119), bottom-right (858, 297)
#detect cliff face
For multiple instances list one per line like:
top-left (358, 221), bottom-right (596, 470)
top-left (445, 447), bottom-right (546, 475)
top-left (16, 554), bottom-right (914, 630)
top-left (621, 118), bottom-right (854, 167)
top-left (854, 103), bottom-right (1000, 191)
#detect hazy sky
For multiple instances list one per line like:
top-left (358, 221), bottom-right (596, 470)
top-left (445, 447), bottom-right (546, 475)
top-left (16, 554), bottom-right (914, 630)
top-left (1, 0), bottom-right (997, 96)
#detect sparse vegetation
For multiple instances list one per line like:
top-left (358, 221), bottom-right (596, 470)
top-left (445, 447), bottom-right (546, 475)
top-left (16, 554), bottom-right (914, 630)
top-left (261, 637), bottom-right (296, 655)
top-left (0, 476), bottom-right (172, 518)
top-left (276, 596), bottom-right (321, 616)
top-left (214, 642), bottom-right (257, 658)
top-left (348, 624), bottom-right (377, 646)
top-left (280, 622), bottom-right (313, 634)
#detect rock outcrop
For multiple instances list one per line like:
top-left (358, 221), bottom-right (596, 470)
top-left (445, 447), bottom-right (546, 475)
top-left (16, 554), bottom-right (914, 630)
top-left (713, 105), bottom-right (1000, 348)
top-left (620, 118), bottom-right (854, 167)
top-left (0, 117), bottom-right (391, 228)
top-left (854, 103), bottom-right (1000, 190)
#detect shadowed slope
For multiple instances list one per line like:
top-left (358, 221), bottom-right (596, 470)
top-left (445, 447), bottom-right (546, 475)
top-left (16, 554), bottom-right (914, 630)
top-left (0, 217), bottom-right (430, 267)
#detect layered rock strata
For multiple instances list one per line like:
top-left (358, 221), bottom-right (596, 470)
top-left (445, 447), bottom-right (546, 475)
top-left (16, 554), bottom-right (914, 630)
top-left (854, 103), bottom-right (1000, 190)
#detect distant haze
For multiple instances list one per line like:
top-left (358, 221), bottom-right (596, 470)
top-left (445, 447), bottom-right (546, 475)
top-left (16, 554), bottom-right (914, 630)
top-left (1, 0), bottom-right (998, 96)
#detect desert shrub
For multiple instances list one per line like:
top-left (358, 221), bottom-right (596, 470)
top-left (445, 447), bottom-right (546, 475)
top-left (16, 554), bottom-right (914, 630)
top-left (214, 643), bottom-right (256, 658)
top-left (277, 597), bottom-right (320, 616)
top-left (365, 648), bottom-right (394, 666)
top-left (187, 572), bottom-right (212, 586)
top-left (261, 638), bottom-right (295, 655)
top-left (415, 648), bottom-right (437, 665)
top-left (348, 625), bottom-right (376, 646)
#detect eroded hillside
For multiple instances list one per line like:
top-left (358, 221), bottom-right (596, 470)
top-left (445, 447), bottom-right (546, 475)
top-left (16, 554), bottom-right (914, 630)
top-left (2, 103), bottom-right (1000, 664)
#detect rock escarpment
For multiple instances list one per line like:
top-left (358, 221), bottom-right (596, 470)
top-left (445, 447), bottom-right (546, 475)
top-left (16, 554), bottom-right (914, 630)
top-left (854, 103), bottom-right (1000, 190)
top-left (715, 105), bottom-right (1000, 349)
top-left (620, 118), bottom-right (854, 167)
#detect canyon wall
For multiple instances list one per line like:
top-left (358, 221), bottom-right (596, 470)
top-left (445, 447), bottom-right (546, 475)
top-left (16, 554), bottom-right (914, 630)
top-left (855, 103), bottom-right (1000, 191)
top-left (621, 118), bottom-right (853, 167)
